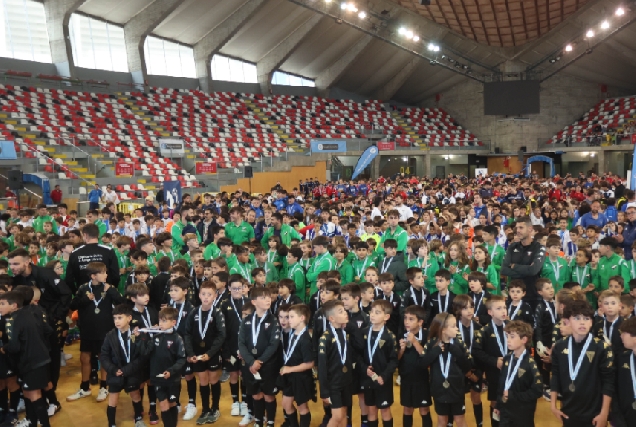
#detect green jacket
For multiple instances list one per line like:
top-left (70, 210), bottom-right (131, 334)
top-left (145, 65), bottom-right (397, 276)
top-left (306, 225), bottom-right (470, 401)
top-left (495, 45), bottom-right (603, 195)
top-left (485, 243), bottom-right (506, 274)
top-left (256, 261), bottom-right (279, 283)
top-left (408, 257), bottom-right (440, 294)
top-left (447, 261), bottom-right (470, 295)
top-left (306, 252), bottom-right (336, 295)
top-left (32, 215), bottom-right (58, 234)
top-left (569, 262), bottom-right (596, 308)
top-left (351, 256), bottom-right (375, 282)
top-left (260, 224), bottom-right (302, 249)
top-left (287, 263), bottom-right (307, 302)
top-left (541, 257), bottom-right (571, 291)
top-left (476, 265), bottom-right (501, 295)
top-left (171, 221), bottom-right (185, 251)
top-left (226, 221), bottom-right (255, 245)
top-left (336, 260), bottom-right (354, 285)
top-left (203, 243), bottom-right (220, 261)
top-left (594, 253), bottom-right (630, 292)
top-left (377, 226), bottom-right (408, 253)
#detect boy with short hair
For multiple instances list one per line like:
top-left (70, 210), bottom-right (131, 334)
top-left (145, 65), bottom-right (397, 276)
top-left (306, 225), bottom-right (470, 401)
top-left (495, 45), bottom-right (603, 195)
top-left (507, 280), bottom-right (535, 326)
top-left (67, 262), bottom-right (126, 403)
top-left (428, 269), bottom-right (455, 326)
top-left (494, 320), bottom-right (543, 427)
top-left (550, 299), bottom-right (614, 427)
top-left (100, 304), bottom-right (149, 427)
top-left (620, 294), bottom-right (634, 318)
top-left (286, 247), bottom-right (307, 303)
top-left (377, 239), bottom-right (408, 293)
top-left (148, 307), bottom-right (187, 427)
top-left (593, 290), bottom-right (625, 353)
top-left (472, 295), bottom-right (509, 427)
top-left (378, 273), bottom-right (401, 337)
top-left (352, 242), bottom-right (375, 283)
top-left (541, 236), bottom-right (570, 291)
top-left (534, 277), bottom-right (557, 399)
top-left (359, 282), bottom-right (376, 315)
top-left (398, 305), bottom-right (431, 427)
top-left (317, 300), bottom-right (354, 427)
top-left (184, 281), bottom-right (226, 424)
top-left (238, 287), bottom-right (281, 427)
top-left (253, 247), bottom-right (279, 283)
top-left (359, 299), bottom-right (398, 427)
top-left (400, 267), bottom-right (430, 326)
top-left (468, 271), bottom-right (491, 326)
top-left (273, 279), bottom-right (302, 314)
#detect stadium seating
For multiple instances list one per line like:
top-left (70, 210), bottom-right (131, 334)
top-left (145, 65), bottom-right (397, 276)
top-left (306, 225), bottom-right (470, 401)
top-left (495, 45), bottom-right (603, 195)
top-left (125, 87), bottom-right (286, 169)
top-left (397, 107), bottom-right (483, 148)
top-left (245, 94), bottom-right (416, 148)
top-left (546, 96), bottom-right (636, 145)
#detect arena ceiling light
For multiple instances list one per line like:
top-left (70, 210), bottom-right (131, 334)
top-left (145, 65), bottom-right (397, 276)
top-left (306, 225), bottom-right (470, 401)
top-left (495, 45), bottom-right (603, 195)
top-left (601, 20), bottom-right (610, 29)
top-left (358, 11), bottom-right (366, 19)
top-left (412, 35), bottom-right (420, 42)
top-left (586, 29), bottom-right (595, 38)
top-left (565, 44), bottom-right (573, 52)
top-left (427, 43), bottom-right (440, 52)
top-left (616, 7), bottom-right (625, 16)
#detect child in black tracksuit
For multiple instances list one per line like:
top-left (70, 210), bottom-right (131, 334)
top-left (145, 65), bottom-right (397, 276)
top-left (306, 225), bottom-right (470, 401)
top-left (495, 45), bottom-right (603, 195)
top-left (495, 321), bottom-right (543, 427)
top-left (398, 306), bottom-right (432, 427)
top-left (184, 281), bottom-right (226, 424)
top-left (358, 300), bottom-right (399, 427)
top-left (376, 273), bottom-right (401, 338)
top-left (317, 301), bottom-right (354, 427)
top-left (472, 295), bottom-right (508, 427)
top-left (148, 307), bottom-right (187, 427)
top-left (534, 278), bottom-right (556, 397)
top-left (400, 268), bottom-right (431, 332)
top-left (238, 287), bottom-right (281, 427)
top-left (468, 272), bottom-right (491, 326)
top-left (420, 312), bottom-right (472, 427)
top-left (220, 275), bottom-right (249, 419)
top-left (127, 283), bottom-right (160, 423)
top-left (278, 304), bottom-right (314, 427)
top-left (0, 290), bottom-right (52, 427)
top-left (68, 261), bottom-right (126, 400)
top-left (100, 304), bottom-right (150, 426)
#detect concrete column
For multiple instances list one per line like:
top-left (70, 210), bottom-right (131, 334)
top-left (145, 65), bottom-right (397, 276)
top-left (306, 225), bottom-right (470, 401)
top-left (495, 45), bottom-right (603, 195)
top-left (43, 0), bottom-right (87, 77)
top-left (315, 34), bottom-right (372, 98)
top-left (597, 151), bottom-right (605, 175)
top-left (193, 0), bottom-right (266, 93)
top-left (124, 0), bottom-right (182, 86)
top-left (373, 57), bottom-right (423, 101)
top-left (424, 153), bottom-right (431, 178)
top-left (256, 14), bottom-right (322, 95)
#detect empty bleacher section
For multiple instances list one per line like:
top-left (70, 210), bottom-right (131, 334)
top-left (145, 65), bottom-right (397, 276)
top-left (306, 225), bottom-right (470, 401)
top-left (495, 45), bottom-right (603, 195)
top-left (546, 96), bottom-right (636, 146)
top-left (397, 107), bottom-right (483, 148)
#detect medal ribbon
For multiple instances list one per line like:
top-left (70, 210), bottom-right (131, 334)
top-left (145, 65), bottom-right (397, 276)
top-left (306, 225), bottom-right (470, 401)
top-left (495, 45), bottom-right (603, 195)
top-left (251, 312), bottom-right (267, 348)
top-left (284, 328), bottom-right (306, 364)
top-left (439, 339), bottom-right (454, 381)
top-left (567, 334), bottom-right (593, 386)
top-left (367, 327), bottom-right (385, 362)
top-left (493, 322), bottom-right (507, 356)
top-left (118, 330), bottom-right (131, 364)
top-left (330, 325), bottom-right (347, 366)
top-left (504, 350), bottom-right (526, 393)
top-left (198, 307), bottom-right (213, 342)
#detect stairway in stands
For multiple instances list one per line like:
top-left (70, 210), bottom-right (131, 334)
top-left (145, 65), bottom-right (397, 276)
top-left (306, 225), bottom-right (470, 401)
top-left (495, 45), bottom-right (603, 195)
top-left (389, 110), bottom-right (425, 149)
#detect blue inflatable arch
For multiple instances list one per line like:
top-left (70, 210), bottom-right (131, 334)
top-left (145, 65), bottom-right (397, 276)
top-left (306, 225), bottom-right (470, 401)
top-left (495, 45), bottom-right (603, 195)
top-left (524, 155), bottom-right (555, 177)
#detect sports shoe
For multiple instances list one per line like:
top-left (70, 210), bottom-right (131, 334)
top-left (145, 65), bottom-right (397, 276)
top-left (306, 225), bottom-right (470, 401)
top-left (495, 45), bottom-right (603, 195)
top-left (543, 389), bottom-right (551, 402)
top-left (177, 404), bottom-right (182, 413)
top-left (395, 375), bottom-right (401, 385)
top-left (15, 419), bottom-right (31, 427)
top-left (149, 411), bottom-right (159, 425)
top-left (135, 420), bottom-right (148, 427)
top-left (196, 412), bottom-right (209, 425)
top-left (2, 412), bottom-right (17, 425)
top-left (47, 403), bottom-right (61, 417)
top-left (66, 389), bottom-right (91, 402)
top-left (231, 402), bottom-right (240, 416)
top-left (220, 370), bottom-right (230, 383)
top-left (16, 400), bottom-right (24, 413)
top-left (60, 355), bottom-right (66, 367)
top-left (95, 387), bottom-right (109, 402)
top-left (183, 403), bottom-right (197, 421)
top-left (238, 413), bottom-right (254, 427)
top-left (206, 410), bottom-right (221, 423)
top-left (64, 353), bottom-right (73, 360)
top-left (240, 402), bottom-right (248, 416)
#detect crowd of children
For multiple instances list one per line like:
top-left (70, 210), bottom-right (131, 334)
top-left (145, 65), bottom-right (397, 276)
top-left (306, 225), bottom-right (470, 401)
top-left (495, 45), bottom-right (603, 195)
top-left (2, 172), bottom-right (636, 427)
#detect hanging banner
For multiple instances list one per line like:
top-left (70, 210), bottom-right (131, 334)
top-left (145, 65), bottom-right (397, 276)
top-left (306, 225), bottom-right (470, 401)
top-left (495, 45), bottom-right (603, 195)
top-left (196, 162), bottom-right (217, 174)
top-left (164, 181), bottom-right (182, 210)
top-left (159, 138), bottom-right (185, 157)
top-left (352, 145), bottom-right (379, 179)
top-left (115, 163), bottom-right (134, 176)
top-left (310, 140), bottom-right (346, 153)
top-left (0, 141), bottom-right (17, 160)
top-left (377, 141), bottom-right (396, 151)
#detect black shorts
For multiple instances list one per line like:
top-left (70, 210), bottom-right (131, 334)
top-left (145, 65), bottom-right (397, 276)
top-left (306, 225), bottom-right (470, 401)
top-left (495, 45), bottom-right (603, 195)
top-left (363, 383), bottom-right (393, 409)
top-left (433, 400), bottom-right (466, 417)
top-left (183, 362), bottom-right (194, 376)
top-left (242, 364), bottom-right (279, 396)
top-left (222, 356), bottom-right (241, 372)
top-left (465, 374), bottom-right (482, 393)
top-left (108, 379), bottom-right (140, 394)
top-left (400, 379), bottom-right (432, 408)
top-left (0, 354), bottom-right (11, 380)
top-left (281, 372), bottom-right (315, 405)
top-left (326, 385), bottom-right (352, 410)
top-left (80, 339), bottom-right (104, 357)
top-left (485, 370), bottom-right (500, 402)
top-left (192, 353), bottom-right (222, 373)
top-left (20, 365), bottom-right (50, 391)
top-left (155, 383), bottom-right (180, 404)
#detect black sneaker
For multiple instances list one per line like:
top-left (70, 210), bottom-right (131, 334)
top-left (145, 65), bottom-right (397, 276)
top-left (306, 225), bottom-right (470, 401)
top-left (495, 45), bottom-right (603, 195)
top-left (149, 411), bottom-right (159, 425)
top-left (196, 412), bottom-right (209, 425)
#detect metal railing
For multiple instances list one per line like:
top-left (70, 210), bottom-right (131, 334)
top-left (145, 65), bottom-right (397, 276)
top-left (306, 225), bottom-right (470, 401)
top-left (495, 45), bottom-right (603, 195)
top-left (540, 132), bottom-right (636, 148)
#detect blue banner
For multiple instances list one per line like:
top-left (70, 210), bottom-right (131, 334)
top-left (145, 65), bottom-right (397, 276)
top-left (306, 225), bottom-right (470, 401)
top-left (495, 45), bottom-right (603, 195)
top-left (310, 140), bottom-right (346, 153)
top-left (352, 145), bottom-right (379, 179)
top-left (0, 141), bottom-right (17, 160)
top-left (632, 144), bottom-right (636, 190)
top-left (164, 181), bottom-right (182, 210)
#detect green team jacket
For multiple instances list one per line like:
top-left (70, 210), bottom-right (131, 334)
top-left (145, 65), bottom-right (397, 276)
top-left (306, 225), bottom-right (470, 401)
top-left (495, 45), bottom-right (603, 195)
top-left (260, 224), bottom-right (302, 249)
top-left (594, 253), bottom-right (630, 292)
top-left (377, 226), bottom-right (408, 253)
top-left (407, 257), bottom-right (440, 294)
top-left (306, 252), bottom-right (336, 296)
top-left (541, 257), bottom-right (571, 291)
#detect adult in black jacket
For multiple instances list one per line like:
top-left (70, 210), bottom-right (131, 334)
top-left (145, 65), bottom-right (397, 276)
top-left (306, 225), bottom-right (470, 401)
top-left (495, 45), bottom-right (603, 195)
top-left (501, 216), bottom-right (546, 310)
top-left (8, 249), bottom-right (72, 324)
top-left (65, 224), bottom-right (120, 293)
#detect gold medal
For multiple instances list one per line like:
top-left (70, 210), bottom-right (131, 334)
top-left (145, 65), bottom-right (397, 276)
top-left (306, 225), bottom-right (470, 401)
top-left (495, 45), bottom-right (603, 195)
top-left (342, 366), bottom-right (348, 373)
top-left (443, 381), bottom-right (450, 388)
top-left (569, 383), bottom-right (575, 392)
top-left (95, 308), bottom-right (100, 314)
top-left (200, 341), bottom-right (206, 348)
top-left (252, 348), bottom-right (258, 355)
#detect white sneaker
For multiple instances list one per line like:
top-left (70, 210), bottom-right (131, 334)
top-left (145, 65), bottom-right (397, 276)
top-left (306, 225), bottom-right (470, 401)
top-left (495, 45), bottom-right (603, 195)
top-left (238, 413), bottom-right (253, 427)
top-left (177, 405), bottom-right (182, 413)
top-left (64, 353), bottom-right (73, 360)
top-left (60, 356), bottom-right (66, 367)
top-left (17, 399), bottom-right (25, 413)
top-left (95, 387), bottom-right (109, 402)
top-left (396, 375), bottom-right (401, 385)
top-left (66, 389), bottom-right (91, 402)
top-left (135, 420), bottom-right (148, 427)
top-left (240, 402), bottom-right (248, 416)
top-left (183, 403), bottom-right (197, 421)
top-left (231, 402), bottom-right (240, 416)
top-left (16, 418), bottom-right (32, 426)
top-left (47, 403), bottom-right (61, 416)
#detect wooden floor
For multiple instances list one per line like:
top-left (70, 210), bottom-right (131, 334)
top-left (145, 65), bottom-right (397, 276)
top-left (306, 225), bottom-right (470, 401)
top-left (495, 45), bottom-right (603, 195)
top-left (52, 344), bottom-right (561, 427)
